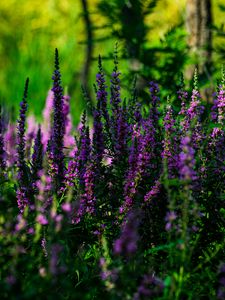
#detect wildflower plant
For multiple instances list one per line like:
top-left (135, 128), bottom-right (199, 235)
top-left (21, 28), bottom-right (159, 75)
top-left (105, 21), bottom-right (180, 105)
top-left (0, 50), bottom-right (224, 300)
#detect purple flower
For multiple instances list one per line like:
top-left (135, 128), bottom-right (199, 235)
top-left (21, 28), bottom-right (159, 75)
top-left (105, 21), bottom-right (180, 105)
top-left (99, 257), bottom-right (118, 283)
top-left (162, 103), bottom-right (180, 178)
top-left (165, 211), bottom-right (177, 231)
top-left (77, 111), bottom-right (91, 184)
top-left (121, 117), bottom-right (159, 214)
top-left (121, 132), bottom-right (140, 213)
top-left (49, 49), bottom-right (66, 192)
top-left (62, 202), bottom-right (72, 212)
top-left (149, 81), bottom-right (160, 128)
top-left (114, 105), bottom-right (129, 162)
top-left (177, 78), bottom-right (188, 117)
top-left (179, 136), bottom-right (197, 181)
top-left (114, 210), bottom-right (141, 256)
top-left (36, 214), bottom-right (48, 225)
top-left (49, 244), bottom-right (63, 275)
top-left (183, 88), bottom-right (204, 134)
top-left (27, 227), bottom-right (35, 235)
top-left (5, 275), bottom-right (16, 286)
top-left (41, 237), bottom-right (48, 257)
top-left (62, 94), bottom-right (75, 154)
top-left (35, 171), bottom-right (53, 211)
top-left (110, 52), bottom-right (125, 155)
top-left (93, 104), bottom-right (104, 164)
top-left (133, 274), bottom-right (164, 300)
top-left (110, 65), bottom-right (121, 109)
top-left (16, 187), bottom-right (29, 213)
top-left (188, 89), bottom-right (203, 119)
top-left (16, 78), bottom-right (33, 211)
top-left (25, 115), bottom-right (38, 160)
top-left (64, 158), bottom-right (78, 189)
top-left (17, 79), bottom-right (29, 177)
top-left (140, 118), bottom-right (158, 170)
top-left (144, 180), bottom-right (161, 203)
top-left (217, 85), bottom-right (225, 125)
top-left (217, 263), bottom-right (225, 300)
top-left (32, 125), bottom-right (43, 182)
top-left (42, 90), bottom-right (54, 149)
top-left (15, 214), bottom-right (27, 231)
top-left (208, 127), bottom-right (225, 177)
top-left (96, 55), bottom-right (110, 127)
top-left (211, 92), bottom-right (218, 122)
top-left (75, 163), bottom-right (96, 223)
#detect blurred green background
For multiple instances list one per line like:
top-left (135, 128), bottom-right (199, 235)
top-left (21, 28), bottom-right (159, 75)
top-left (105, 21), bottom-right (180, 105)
top-left (1, 0), bottom-right (225, 123)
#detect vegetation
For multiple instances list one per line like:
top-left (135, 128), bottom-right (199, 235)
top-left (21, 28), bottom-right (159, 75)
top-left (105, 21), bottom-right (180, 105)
top-left (0, 49), bottom-right (225, 299)
top-left (1, 1), bottom-right (225, 299)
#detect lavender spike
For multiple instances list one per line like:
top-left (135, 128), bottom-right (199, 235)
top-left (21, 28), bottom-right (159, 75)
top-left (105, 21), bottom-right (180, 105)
top-left (50, 48), bottom-right (65, 192)
top-left (32, 125), bottom-right (43, 181)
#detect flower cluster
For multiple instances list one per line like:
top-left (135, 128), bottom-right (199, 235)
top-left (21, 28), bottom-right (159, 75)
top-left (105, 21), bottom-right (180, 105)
top-left (114, 210), bottom-right (141, 256)
top-left (49, 49), bottom-right (66, 192)
top-left (0, 52), bottom-right (224, 300)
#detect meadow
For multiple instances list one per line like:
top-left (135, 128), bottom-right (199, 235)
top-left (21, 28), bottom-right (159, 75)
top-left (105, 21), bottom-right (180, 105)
top-left (0, 48), bottom-right (224, 299)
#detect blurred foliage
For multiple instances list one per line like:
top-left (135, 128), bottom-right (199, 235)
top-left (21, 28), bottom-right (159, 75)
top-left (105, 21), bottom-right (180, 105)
top-left (0, 0), bottom-right (84, 121)
top-left (95, 0), bottom-right (187, 99)
top-left (0, 0), bottom-right (225, 122)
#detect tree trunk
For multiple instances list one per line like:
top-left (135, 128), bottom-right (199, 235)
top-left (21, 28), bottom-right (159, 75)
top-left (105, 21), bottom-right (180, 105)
top-left (186, 0), bottom-right (212, 80)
